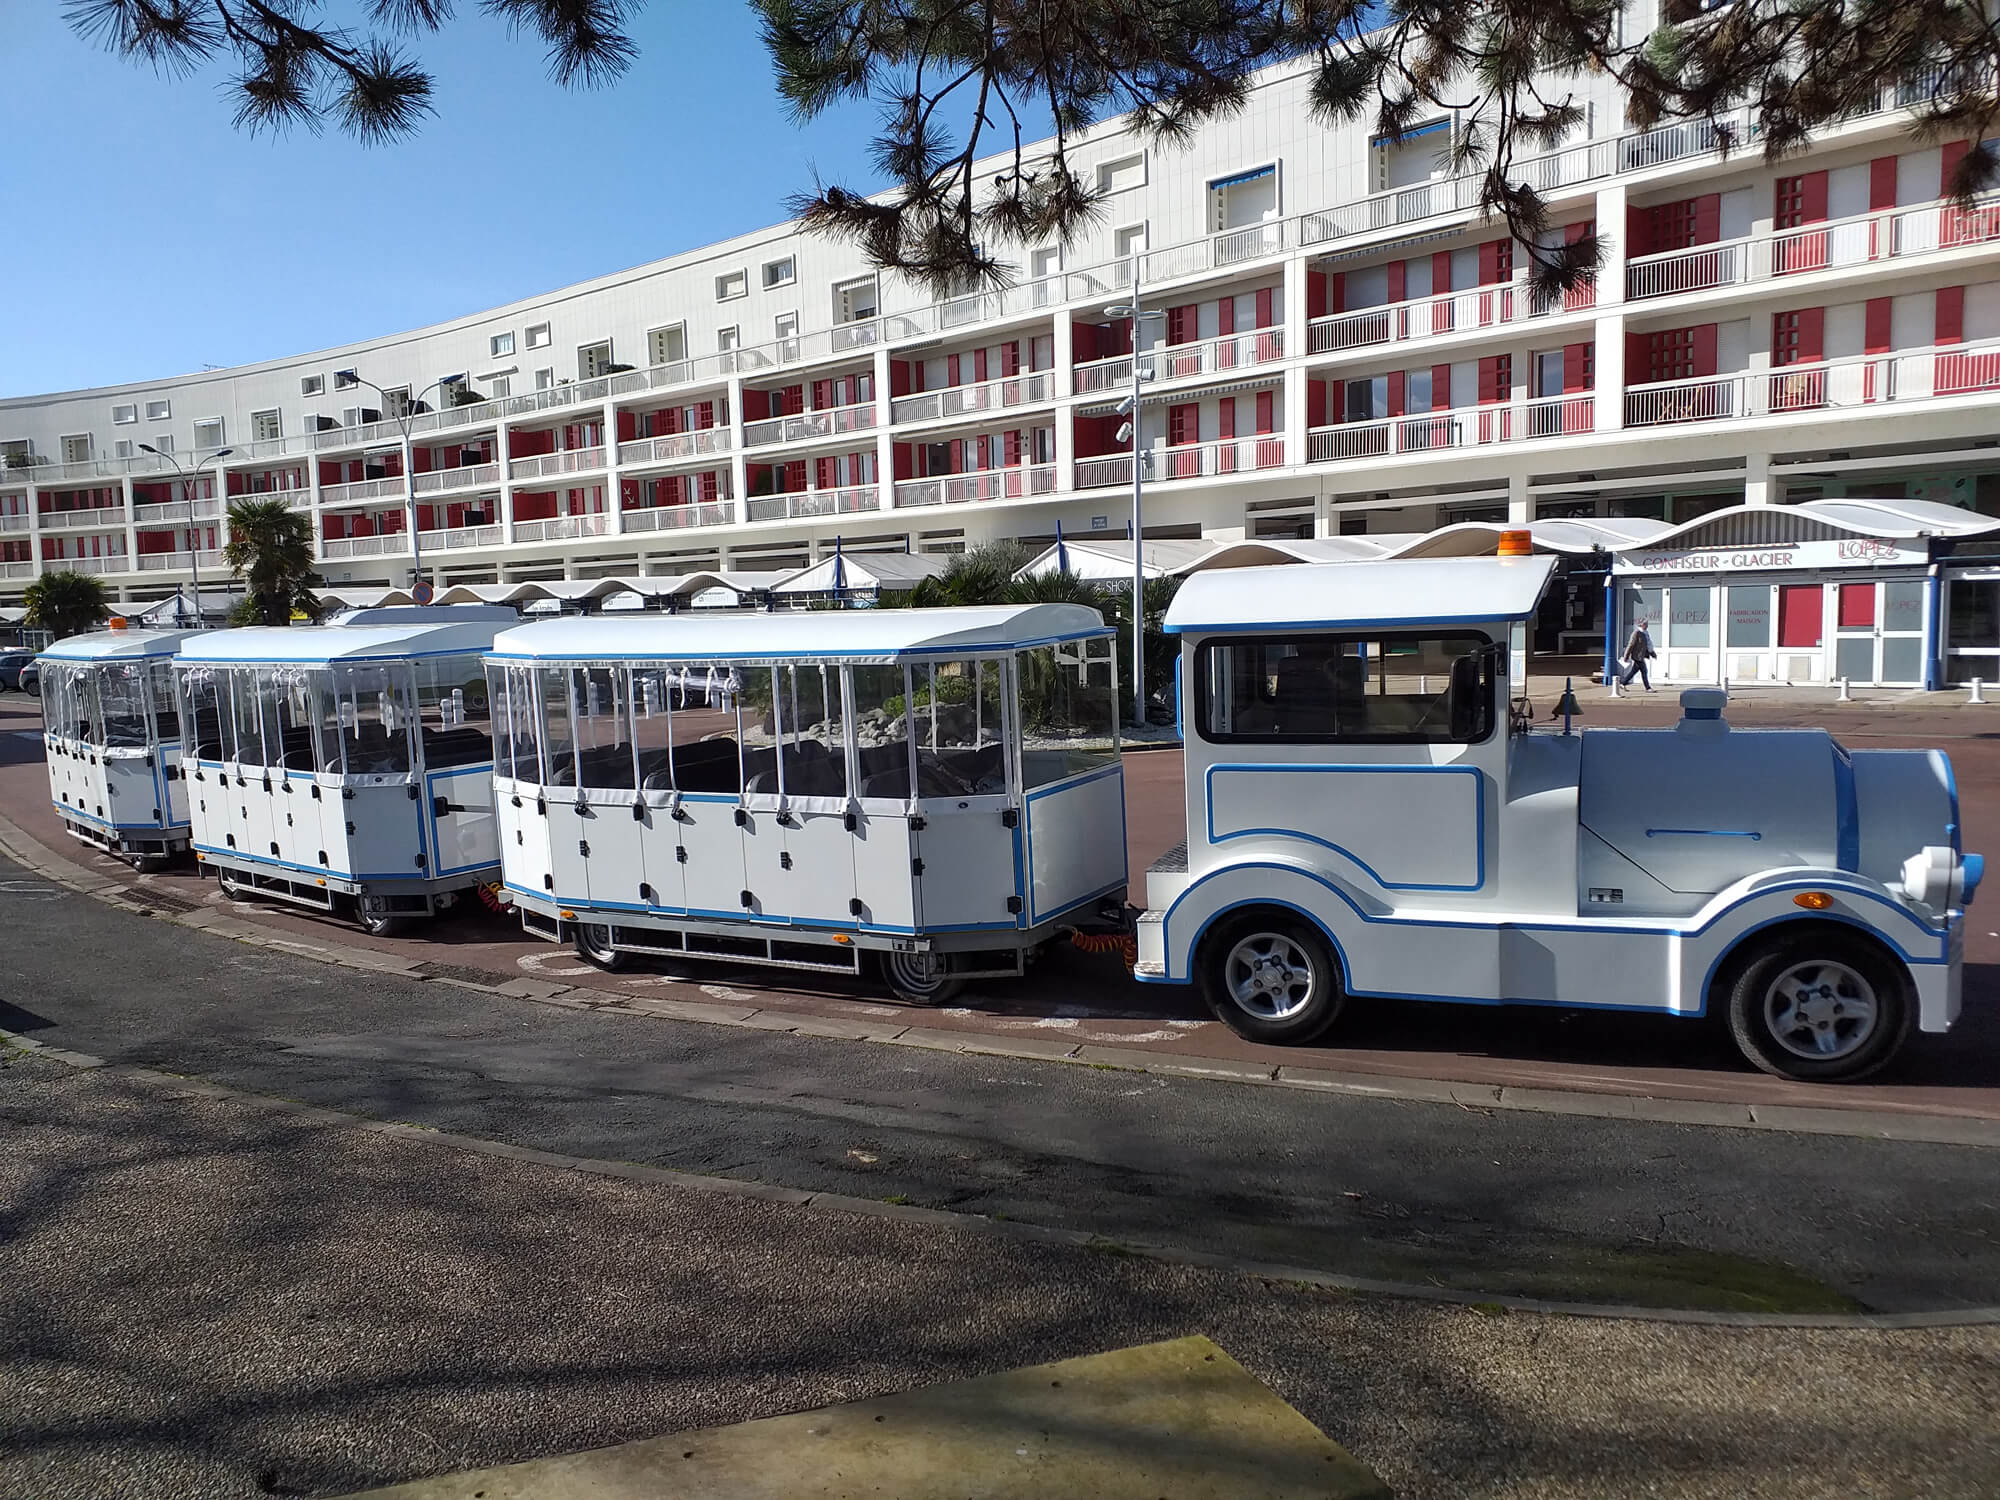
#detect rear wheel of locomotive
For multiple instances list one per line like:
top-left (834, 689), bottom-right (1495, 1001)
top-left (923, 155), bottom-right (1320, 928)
top-left (1724, 926), bottom-right (1913, 1083)
top-left (1199, 910), bottom-right (1346, 1046)
top-left (880, 949), bottom-right (963, 1006)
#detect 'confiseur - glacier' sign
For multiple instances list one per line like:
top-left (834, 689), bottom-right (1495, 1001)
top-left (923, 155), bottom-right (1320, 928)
top-left (1615, 537), bottom-right (1927, 575)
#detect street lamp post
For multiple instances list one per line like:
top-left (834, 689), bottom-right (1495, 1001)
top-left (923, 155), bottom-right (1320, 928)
top-left (1105, 265), bottom-right (1165, 730)
top-left (138, 442), bottom-right (232, 627)
top-left (334, 371), bottom-right (466, 600)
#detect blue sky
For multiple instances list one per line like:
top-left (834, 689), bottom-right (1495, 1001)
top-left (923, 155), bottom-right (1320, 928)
top-left (0, 4), bottom-right (922, 397)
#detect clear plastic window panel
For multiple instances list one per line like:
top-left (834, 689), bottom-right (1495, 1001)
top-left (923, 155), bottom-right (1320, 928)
top-left (93, 664), bottom-right (150, 749)
top-left (336, 664), bottom-right (414, 777)
top-left (850, 665), bottom-right (912, 800)
top-left (629, 667), bottom-right (677, 791)
top-left (538, 667), bottom-right (576, 786)
top-left (180, 671), bottom-right (229, 761)
top-left (416, 654), bottom-right (494, 770)
top-left (308, 670), bottom-right (345, 774)
top-left (657, 662), bottom-right (744, 794)
top-left (572, 666), bottom-right (634, 791)
top-left (264, 667), bottom-right (320, 771)
top-left (1020, 639), bottom-right (1119, 787)
top-left (149, 661), bottom-right (180, 744)
top-left (775, 664), bottom-right (847, 797)
top-left (737, 667), bottom-right (782, 795)
top-left (911, 660), bottom-right (1008, 796)
top-left (230, 668), bottom-right (270, 765)
top-left (1198, 635), bottom-right (1494, 745)
top-left (485, 666), bottom-right (514, 781)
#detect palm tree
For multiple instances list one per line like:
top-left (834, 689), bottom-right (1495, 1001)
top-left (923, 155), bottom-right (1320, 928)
top-left (23, 569), bottom-right (110, 640)
top-left (223, 499), bottom-right (323, 627)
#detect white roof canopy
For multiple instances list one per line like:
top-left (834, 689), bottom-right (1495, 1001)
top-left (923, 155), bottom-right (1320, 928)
top-left (179, 618), bottom-right (512, 665)
top-left (490, 602), bottom-right (1112, 664)
top-left (1612, 497), bottom-right (2000, 556)
top-left (39, 628), bottom-right (196, 661)
top-left (771, 552), bottom-right (948, 594)
top-left (1166, 555), bottom-right (1558, 635)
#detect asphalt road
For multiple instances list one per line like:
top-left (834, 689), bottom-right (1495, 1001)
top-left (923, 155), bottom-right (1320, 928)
top-left (3, 850), bottom-right (1998, 1314)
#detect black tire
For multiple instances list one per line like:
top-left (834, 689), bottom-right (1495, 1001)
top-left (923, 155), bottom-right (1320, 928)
top-left (1198, 910), bottom-right (1346, 1045)
top-left (218, 870), bottom-right (256, 902)
top-left (574, 922), bottom-right (627, 972)
top-left (129, 854), bottom-right (166, 875)
top-left (1725, 926), bottom-right (1913, 1083)
top-left (26, 677), bottom-right (41, 698)
top-left (880, 950), bottom-right (963, 1006)
top-left (353, 902), bottom-right (410, 939)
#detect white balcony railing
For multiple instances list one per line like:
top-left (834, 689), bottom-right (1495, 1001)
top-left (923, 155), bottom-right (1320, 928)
top-left (742, 401), bottom-right (877, 449)
top-left (745, 485), bottom-right (883, 522)
top-left (134, 498), bottom-right (222, 525)
top-left (320, 475), bottom-right (406, 506)
top-left (622, 501), bottom-right (734, 532)
top-left (511, 512), bottom-right (614, 543)
top-left (416, 523), bottom-right (504, 551)
top-left (617, 427), bottom-right (732, 466)
top-left (892, 464), bottom-right (1057, 508)
top-left (507, 447), bottom-right (607, 481)
top-left (0, 513), bottom-right (29, 532)
top-left (0, 560), bottom-right (34, 578)
top-left (322, 533), bottom-right (409, 559)
top-left (135, 549), bottom-right (225, 572)
top-left (1306, 394), bottom-right (1595, 462)
top-left (40, 506), bottom-right (127, 530)
top-left (1306, 279), bottom-right (1589, 357)
top-left (1076, 435), bottom-right (1289, 488)
top-left (1626, 338), bottom-right (2000, 427)
top-left (46, 554), bottom-right (128, 575)
top-left (891, 370), bottom-right (1057, 424)
top-left (410, 462), bottom-right (501, 496)
top-left (1074, 329), bottom-right (1288, 395)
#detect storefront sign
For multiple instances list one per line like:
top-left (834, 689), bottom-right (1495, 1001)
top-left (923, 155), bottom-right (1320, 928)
top-left (1616, 536), bottom-right (1928, 575)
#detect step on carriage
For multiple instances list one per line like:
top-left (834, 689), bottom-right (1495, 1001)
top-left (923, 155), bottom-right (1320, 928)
top-left (39, 623), bottom-right (195, 870)
top-left (484, 603), bottom-right (1129, 1001)
top-left (174, 606), bottom-right (515, 934)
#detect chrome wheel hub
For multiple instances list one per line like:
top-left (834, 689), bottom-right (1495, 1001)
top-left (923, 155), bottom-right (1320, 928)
top-left (1763, 959), bottom-right (1879, 1061)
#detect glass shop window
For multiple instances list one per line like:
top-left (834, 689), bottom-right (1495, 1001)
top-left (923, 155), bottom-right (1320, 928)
top-left (1196, 634), bottom-right (1494, 745)
top-left (1019, 637), bottom-right (1120, 786)
top-left (1725, 585), bottom-right (1772, 649)
top-left (415, 654), bottom-right (494, 770)
top-left (1668, 586), bottom-right (1712, 648)
top-left (909, 659), bottom-right (1007, 797)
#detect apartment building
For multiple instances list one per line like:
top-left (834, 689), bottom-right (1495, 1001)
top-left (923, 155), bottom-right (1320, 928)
top-left (5, 45), bottom-right (2000, 684)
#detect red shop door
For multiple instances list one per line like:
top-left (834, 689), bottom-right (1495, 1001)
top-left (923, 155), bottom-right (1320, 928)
top-left (1778, 585), bottom-right (1824, 648)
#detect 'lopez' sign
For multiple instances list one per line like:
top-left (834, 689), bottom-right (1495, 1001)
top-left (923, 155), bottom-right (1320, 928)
top-left (1618, 536), bottom-right (1926, 574)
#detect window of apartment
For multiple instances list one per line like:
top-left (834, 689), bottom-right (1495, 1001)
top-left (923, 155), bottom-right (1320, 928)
top-left (578, 341), bottom-right (613, 380)
top-left (1373, 120), bottom-right (1451, 192)
top-left (145, 399), bottom-right (171, 420)
top-left (1115, 224), bottom-right (1148, 261)
top-left (1096, 153), bottom-right (1147, 194)
top-left (717, 326), bottom-right (741, 352)
top-left (1647, 199), bottom-right (1699, 253)
top-left (762, 256), bottom-right (796, 289)
top-left (1646, 328), bottom-right (1698, 383)
top-left (150, 432), bottom-right (174, 453)
top-left (301, 374), bottom-right (325, 396)
top-left (716, 268), bottom-right (749, 301)
top-left (489, 376), bottom-right (512, 399)
top-left (194, 418), bottom-right (224, 450)
top-left (490, 331), bottom-right (516, 358)
top-left (333, 370), bottom-right (359, 391)
top-left (535, 367), bottom-right (557, 391)
top-left (647, 324), bottom-right (686, 367)
top-left (526, 322), bottom-right (552, 349)
top-left (61, 434), bottom-right (91, 463)
top-left (775, 310), bottom-right (800, 340)
top-left (114, 439), bottom-right (135, 460)
top-left (1031, 246), bottom-right (1062, 279)
top-left (2, 439), bottom-right (31, 467)
top-left (251, 409), bottom-right (282, 441)
top-left (380, 386), bottom-right (412, 419)
top-left (833, 275), bottom-right (878, 324)
top-left (111, 403), bottom-right (137, 425)
top-left (1209, 164), bottom-right (1279, 232)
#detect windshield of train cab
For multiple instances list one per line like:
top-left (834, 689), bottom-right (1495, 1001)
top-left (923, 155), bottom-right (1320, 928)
top-left (1194, 632), bottom-right (1497, 745)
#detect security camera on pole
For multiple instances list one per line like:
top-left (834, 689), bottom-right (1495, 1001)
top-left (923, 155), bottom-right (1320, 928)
top-left (1104, 264), bottom-right (1164, 729)
top-left (138, 441), bottom-right (232, 627)
top-left (334, 370), bottom-right (467, 603)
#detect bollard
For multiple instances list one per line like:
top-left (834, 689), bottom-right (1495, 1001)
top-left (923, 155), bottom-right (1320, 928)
top-left (1418, 674), bottom-right (1428, 695)
top-left (1973, 678), bottom-right (1988, 705)
top-left (1837, 677), bottom-right (1851, 703)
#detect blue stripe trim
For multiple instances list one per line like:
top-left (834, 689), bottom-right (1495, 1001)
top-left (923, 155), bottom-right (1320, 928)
top-left (1830, 742), bottom-right (1860, 873)
top-left (55, 802), bottom-right (188, 833)
top-left (1644, 828), bottom-right (1761, 840)
top-left (1166, 611), bottom-right (1525, 636)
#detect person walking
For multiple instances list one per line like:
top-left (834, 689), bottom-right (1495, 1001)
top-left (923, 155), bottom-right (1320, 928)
top-left (1618, 617), bottom-right (1657, 691)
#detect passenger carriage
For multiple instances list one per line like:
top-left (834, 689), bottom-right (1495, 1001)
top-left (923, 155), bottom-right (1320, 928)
top-left (174, 606), bottom-right (514, 933)
top-left (1136, 552), bottom-right (1981, 1082)
top-left (39, 625), bottom-right (194, 869)
top-left (484, 604), bottom-right (1128, 1001)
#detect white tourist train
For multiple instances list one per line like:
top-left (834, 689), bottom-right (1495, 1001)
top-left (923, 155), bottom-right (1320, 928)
top-left (1135, 551), bottom-right (1982, 1082)
top-left (173, 606), bottom-right (515, 933)
top-left (39, 624), bottom-right (195, 869)
top-left (482, 604), bottom-right (1129, 1001)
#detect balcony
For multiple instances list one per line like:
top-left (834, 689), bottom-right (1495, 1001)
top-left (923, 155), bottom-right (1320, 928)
top-left (1074, 331), bottom-right (1286, 396)
top-left (416, 523), bottom-right (504, 552)
top-left (891, 370), bottom-right (1057, 425)
top-left (1306, 278), bottom-right (1587, 357)
top-left (133, 497), bottom-right (222, 525)
top-left (1306, 394), bottom-right (1595, 463)
top-left (742, 401), bottom-right (877, 449)
top-left (321, 475), bottom-right (405, 506)
top-left (1624, 338), bottom-right (2000, 428)
top-left (135, 549), bottom-right (225, 572)
top-left (410, 462), bottom-right (501, 496)
top-left (893, 464), bottom-right (1057, 508)
top-left (46, 555), bottom-right (127, 575)
top-left (322, 533), bottom-right (409, 559)
top-left (0, 560), bottom-right (33, 578)
top-left (617, 428), bottom-right (732, 466)
top-left (507, 447), bottom-right (607, 481)
top-left (622, 501), bottom-right (735, 532)
top-left (1076, 435), bottom-right (1288, 489)
top-left (882, 278), bottom-right (1063, 341)
top-left (745, 485), bottom-right (883, 522)
top-left (0, 513), bottom-right (31, 532)
top-left (310, 398), bottom-right (504, 451)
top-left (511, 513), bottom-right (613, 543)
top-left (40, 506), bottom-right (127, 531)
top-left (1624, 193), bottom-right (2000, 302)
top-left (605, 352), bottom-right (740, 397)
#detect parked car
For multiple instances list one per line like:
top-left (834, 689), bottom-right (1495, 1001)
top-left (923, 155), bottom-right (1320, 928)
top-left (0, 651), bottom-right (35, 692)
top-left (19, 659), bottom-right (40, 696)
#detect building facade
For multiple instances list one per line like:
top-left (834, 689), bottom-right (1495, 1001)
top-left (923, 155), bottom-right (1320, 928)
top-left (7, 42), bottom-right (2000, 680)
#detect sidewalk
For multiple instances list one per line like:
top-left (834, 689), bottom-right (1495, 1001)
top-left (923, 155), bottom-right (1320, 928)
top-left (5, 1052), bottom-right (1997, 1500)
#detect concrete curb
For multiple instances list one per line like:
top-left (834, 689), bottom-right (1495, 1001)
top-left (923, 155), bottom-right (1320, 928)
top-left (7, 1026), bottom-right (1998, 1332)
top-left (2, 808), bottom-right (1998, 1150)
